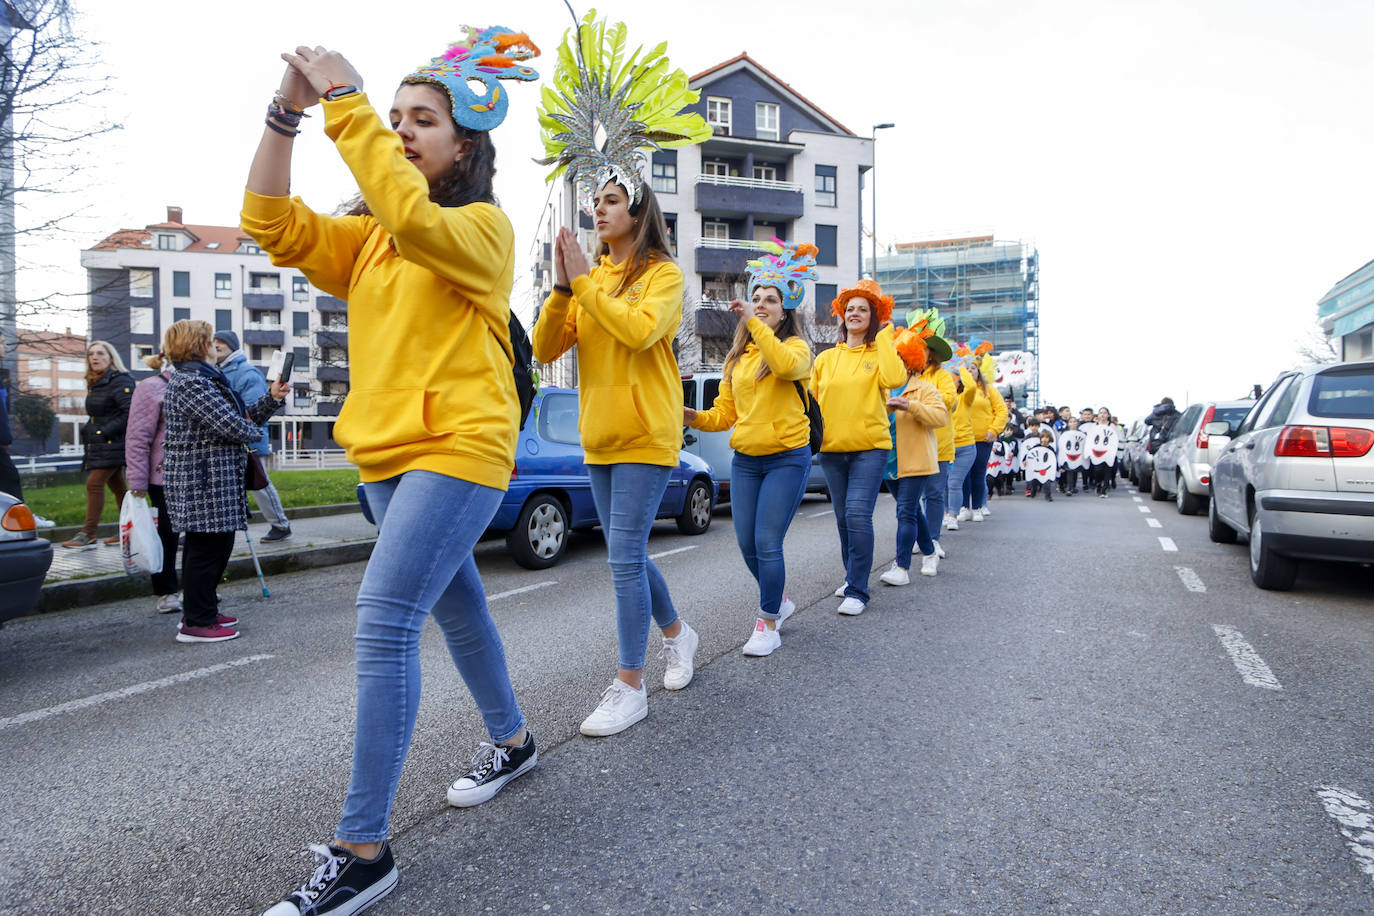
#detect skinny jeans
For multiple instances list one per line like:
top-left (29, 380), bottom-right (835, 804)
top-left (180, 530), bottom-right (234, 627)
top-left (893, 475), bottom-right (936, 569)
top-left (819, 449), bottom-right (887, 604)
top-left (82, 466), bottom-right (127, 535)
top-left (922, 460), bottom-right (948, 537)
top-left (729, 446), bottom-right (810, 619)
top-left (962, 440), bottom-right (994, 510)
top-left (946, 445), bottom-right (975, 516)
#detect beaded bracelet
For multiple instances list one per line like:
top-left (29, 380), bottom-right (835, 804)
top-left (272, 91), bottom-right (311, 118)
top-left (268, 101), bottom-right (303, 128)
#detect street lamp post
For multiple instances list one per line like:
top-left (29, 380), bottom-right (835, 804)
top-left (870, 122), bottom-right (894, 280)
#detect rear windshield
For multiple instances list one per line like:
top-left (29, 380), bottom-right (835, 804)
top-left (1309, 367), bottom-right (1374, 419)
top-left (1213, 406), bottom-right (1251, 428)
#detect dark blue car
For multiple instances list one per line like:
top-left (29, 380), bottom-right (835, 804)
top-left (359, 387), bottom-right (718, 569)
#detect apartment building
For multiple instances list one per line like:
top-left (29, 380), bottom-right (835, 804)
top-left (13, 327), bottom-right (87, 452)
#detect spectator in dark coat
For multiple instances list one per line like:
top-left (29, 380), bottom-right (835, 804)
top-left (62, 341), bottom-right (134, 549)
top-left (125, 352), bottom-right (183, 615)
top-left (161, 320), bottom-right (287, 644)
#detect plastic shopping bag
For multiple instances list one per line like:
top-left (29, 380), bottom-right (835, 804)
top-left (120, 493), bottom-right (163, 576)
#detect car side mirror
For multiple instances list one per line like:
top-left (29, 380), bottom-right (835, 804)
top-left (1202, 421), bottom-right (1230, 437)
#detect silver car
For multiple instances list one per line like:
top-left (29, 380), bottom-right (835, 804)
top-left (1152, 399), bottom-right (1254, 514)
top-left (1209, 361), bottom-right (1374, 590)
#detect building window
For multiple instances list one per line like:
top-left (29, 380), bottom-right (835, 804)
top-left (249, 309), bottom-right (280, 327)
top-left (58, 396), bottom-right (83, 409)
top-left (651, 161), bottom-right (677, 195)
top-left (755, 102), bottom-right (779, 141)
top-left (243, 243), bottom-right (262, 254)
top-left (27, 357), bottom-right (51, 371)
top-left (59, 358), bottom-right (83, 372)
top-left (215, 308), bottom-right (233, 331)
top-left (293, 311), bottom-right (310, 336)
top-left (130, 307), bottom-right (155, 335)
top-left (293, 346), bottom-right (310, 370)
top-left (129, 268), bottom-right (154, 298)
top-left (323, 311), bottom-right (348, 330)
top-left (815, 165), bottom-right (837, 207)
top-left (662, 213), bottom-right (677, 255)
top-left (321, 346), bottom-right (347, 366)
top-left (752, 164), bottom-right (777, 182)
top-left (249, 344), bottom-right (271, 362)
top-left (703, 220), bottom-right (729, 241)
top-left (172, 271), bottom-right (190, 297)
top-left (815, 283), bottom-right (838, 324)
top-left (156, 233), bottom-right (177, 250)
top-left (815, 225), bottom-right (838, 266)
top-left (322, 380), bottom-right (349, 397)
top-left (173, 307), bottom-right (190, 323)
top-left (249, 272), bottom-right (280, 291)
top-left (706, 97), bottom-right (731, 135)
top-left (292, 276), bottom-right (309, 301)
top-left (132, 344), bottom-right (155, 364)
top-left (293, 387), bottom-right (312, 408)
top-left (58, 376), bottom-right (85, 390)
top-left (214, 273), bottom-right (232, 299)
top-left (702, 159), bottom-right (729, 178)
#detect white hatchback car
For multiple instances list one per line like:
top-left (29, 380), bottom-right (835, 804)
top-left (1152, 398), bottom-right (1254, 514)
top-left (1209, 361), bottom-right (1374, 589)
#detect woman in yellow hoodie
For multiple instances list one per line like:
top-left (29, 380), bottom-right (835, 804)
top-left (811, 280), bottom-right (907, 615)
top-left (243, 35), bottom-right (540, 915)
top-left (958, 354), bottom-right (1010, 521)
top-left (685, 240), bottom-right (817, 658)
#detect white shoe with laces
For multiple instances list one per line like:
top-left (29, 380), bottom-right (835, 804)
top-left (944, 514), bottom-right (959, 531)
top-left (742, 620), bottom-right (781, 657)
top-left (921, 554), bottom-right (939, 577)
top-left (957, 507), bottom-right (972, 521)
top-left (777, 597), bottom-right (797, 628)
top-left (580, 680), bottom-right (648, 737)
top-left (971, 509), bottom-right (984, 522)
top-left (837, 597), bottom-right (866, 615)
top-left (879, 562), bottom-right (909, 586)
top-left (981, 503), bottom-right (992, 516)
top-left (933, 540), bottom-right (946, 559)
top-left (659, 622), bottom-right (698, 691)
top-left (155, 593), bottom-right (183, 614)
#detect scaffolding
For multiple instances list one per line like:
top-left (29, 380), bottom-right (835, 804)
top-left (872, 237), bottom-right (1040, 405)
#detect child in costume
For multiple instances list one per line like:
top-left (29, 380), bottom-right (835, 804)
top-left (1023, 428), bottom-right (1058, 501)
top-left (811, 280), bottom-right (907, 614)
top-left (532, 12), bottom-right (711, 735)
top-left (245, 30), bottom-right (541, 916)
top-left (1058, 417), bottom-right (1088, 495)
top-left (1088, 407), bottom-right (1121, 497)
top-left (686, 240), bottom-right (817, 656)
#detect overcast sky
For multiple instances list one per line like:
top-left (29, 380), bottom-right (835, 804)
top-left (15, 0), bottom-right (1374, 421)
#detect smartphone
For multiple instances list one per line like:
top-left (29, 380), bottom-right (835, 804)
top-left (278, 351), bottom-right (295, 384)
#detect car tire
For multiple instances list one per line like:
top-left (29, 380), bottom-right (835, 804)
top-left (1150, 468), bottom-right (1168, 501)
top-left (1207, 487), bottom-right (1237, 544)
top-left (506, 494), bottom-right (568, 569)
top-left (676, 479), bottom-right (713, 535)
top-left (1138, 467), bottom-right (1151, 493)
top-left (1248, 505), bottom-right (1298, 590)
top-left (1176, 473), bottom-right (1203, 515)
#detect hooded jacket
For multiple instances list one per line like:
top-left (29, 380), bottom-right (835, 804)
top-left (124, 369), bottom-right (172, 490)
top-left (217, 349), bottom-right (272, 455)
top-left (83, 369), bottom-right (135, 469)
top-left (689, 317), bottom-right (812, 456)
top-left (810, 324), bottom-right (907, 452)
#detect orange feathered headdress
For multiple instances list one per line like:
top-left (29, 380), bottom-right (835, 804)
top-left (893, 322), bottom-right (932, 373)
top-left (831, 279), bottom-right (894, 325)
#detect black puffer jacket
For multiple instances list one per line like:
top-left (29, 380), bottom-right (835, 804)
top-left (83, 369), bottom-right (135, 469)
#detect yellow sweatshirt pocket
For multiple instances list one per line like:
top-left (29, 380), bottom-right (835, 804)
top-left (335, 387), bottom-right (437, 463)
top-left (579, 385), bottom-right (651, 452)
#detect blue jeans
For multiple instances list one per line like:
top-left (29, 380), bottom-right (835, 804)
top-left (893, 475), bottom-right (936, 568)
top-left (947, 445), bottom-right (975, 515)
top-left (337, 470), bottom-right (521, 844)
top-left (922, 461), bottom-right (949, 536)
top-left (961, 440), bottom-right (994, 510)
top-left (588, 463), bottom-right (680, 671)
top-left (730, 446), bottom-right (810, 619)
top-left (819, 449), bottom-right (888, 604)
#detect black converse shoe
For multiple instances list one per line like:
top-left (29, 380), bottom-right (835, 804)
top-left (446, 733), bottom-right (538, 808)
top-left (262, 842), bottom-right (397, 916)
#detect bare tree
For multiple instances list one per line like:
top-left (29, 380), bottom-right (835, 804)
top-left (1297, 321), bottom-right (1340, 366)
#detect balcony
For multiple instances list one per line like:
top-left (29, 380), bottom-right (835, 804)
top-left (316, 329), bottom-right (348, 349)
top-left (695, 174), bottom-right (804, 220)
top-left (316, 295), bottom-right (347, 313)
top-left (315, 399), bottom-right (344, 416)
top-left (243, 327), bottom-right (285, 347)
top-left (693, 303), bottom-right (738, 339)
top-left (694, 237), bottom-right (773, 276)
top-left (317, 365), bottom-right (350, 382)
top-left (243, 290), bottom-right (284, 310)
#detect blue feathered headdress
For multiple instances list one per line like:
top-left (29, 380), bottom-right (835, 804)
top-left (746, 238), bottom-right (819, 311)
top-left (404, 26), bottom-right (540, 132)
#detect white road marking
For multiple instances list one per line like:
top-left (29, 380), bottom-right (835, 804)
top-left (807, 509), bottom-right (834, 518)
top-left (0, 654), bottom-right (275, 731)
top-left (1316, 785), bottom-right (1374, 885)
top-left (1211, 625), bottom-right (1283, 691)
top-left (1146, 518), bottom-right (1163, 528)
top-left (648, 545), bottom-right (698, 560)
top-left (1133, 496), bottom-right (1143, 503)
top-left (487, 581), bottom-right (558, 602)
top-left (1138, 506), bottom-right (1152, 513)
top-left (1159, 536), bottom-right (1178, 552)
top-left (1175, 566), bottom-right (1206, 592)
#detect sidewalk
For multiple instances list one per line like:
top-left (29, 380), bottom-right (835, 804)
top-left (36, 509), bottom-right (378, 614)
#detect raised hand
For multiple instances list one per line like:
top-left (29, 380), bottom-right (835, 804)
top-left (281, 46), bottom-right (365, 98)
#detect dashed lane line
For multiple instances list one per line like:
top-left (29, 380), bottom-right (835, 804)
top-left (1146, 518), bottom-right (1163, 528)
top-left (488, 581), bottom-right (558, 602)
top-left (0, 654), bottom-right (276, 731)
top-left (1159, 536), bottom-right (1178, 552)
top-left (1211, 625), bottom-right (1283, 691)
top-left (1175, 566), bottom-right (1206, 592)
top-left (1133, 496), bottom-right (1143, 503)
top-left (1138, 505), bottom-right (1152, 513)
top-left (1316, 786), bottom-right (1374, 886)
top-left (807, 509), bottom-right (834, 518)
top-left (648, 545), bottom-right (698, 560)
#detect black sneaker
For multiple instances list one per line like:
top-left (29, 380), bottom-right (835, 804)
top-left (446, 733), bottom-right (537, 808)
top-left (262, 526), bottom-right (292, 542)
top-left (262, 843), bottom-right (397, 915)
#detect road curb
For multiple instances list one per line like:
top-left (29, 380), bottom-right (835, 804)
top-left (41, 504), bottom-right (360, 543)
top-left (32, 539), bottom-right (376, 615)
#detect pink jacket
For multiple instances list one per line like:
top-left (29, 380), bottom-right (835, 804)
top-left (124, 370), bottom-right (171, 490)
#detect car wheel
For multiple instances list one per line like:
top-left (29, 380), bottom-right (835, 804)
top-left (1150, 468), bottom-right (1168, 501)
top-left (1248, 505), bottom-right (1297, 590)
top-left (676, 479), bottom-right (713, 535)
top-left (1176, 473), bottom-right (1203, 515)
top-left (1207, 487), bottom-right (1237, 544)
top-left (1138, 468), bottom-right (1151, 493)
top-left (506, 494), bottom-right (568, 569)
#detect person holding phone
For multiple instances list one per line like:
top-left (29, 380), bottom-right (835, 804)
top-left (212, 330), bottom-right (292, 542)
top-left (242, 32), bottom-right (542, 916)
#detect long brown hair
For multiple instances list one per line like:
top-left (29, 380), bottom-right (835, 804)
top-left (84, 340), bottom-right (127, 387)
top-left (837, 303), bottom-right (880, 346)
top-left (721, 296), bottom-right (805, 383)
top-left (595, 183), bottom-right (675, 297)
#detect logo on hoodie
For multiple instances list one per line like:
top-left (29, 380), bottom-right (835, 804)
top-left (863, 361), bottom-right (876, 374)
top-left (625, 283), bottom-right (645, 305)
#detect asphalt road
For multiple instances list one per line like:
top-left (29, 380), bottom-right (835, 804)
top-left (2, 483), bottom-right (1372, 915)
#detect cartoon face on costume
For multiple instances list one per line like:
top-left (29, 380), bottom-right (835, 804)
top-left (1089, 424), bottom-right (1120, 465)
top-left (1058, 429), bottom-right (1088, 470)
top-left (1023, 444), bottom-right (1057, 481)
top-left (1022, 433), bottom-right (1043, 456)
top-left (996, 351), bottom-right (1032, 388)
top-left (988, 441), bottom-right (1006, 476)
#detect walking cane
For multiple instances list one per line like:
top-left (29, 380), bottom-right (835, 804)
top-left (243, 527), bottom-right (271, 598)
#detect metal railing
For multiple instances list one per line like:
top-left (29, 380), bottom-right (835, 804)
top-left (696, 173), bottom-right (804, 193)
top-left (272, 449), bottom-right (354, 470)
top-left (698, 237), bottom-right (775, 252)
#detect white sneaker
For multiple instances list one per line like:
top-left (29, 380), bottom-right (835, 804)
top-left (32, 514), bottom-right (56, 528)
top-left (833, 582), bottom-right (848, 598)
top-left (980, 503), bottom-right (992, 516)
top-left (944, 514), bottom-right (959, 531)
top-left (971, 509), bottom-right (984, 522)
top-left (837, 597), bottom-right (866, 615)
top-left (579, 680), bottom-right (648, 737)
top-left (659, 622), bottom-right (698, 691)
top-left (957, 507), bottom-right (972, 521)
top-left (155, 593), bottom-right (183, 614)
top-left (920, 554), bottom-right (939, 577)
top-left (742, 620), bottom-right (781, 657)
top-left (933, 540), bottom-right (946, 559)
top-left (879, 562), bottom-right (910, 586)
top-left (777, 597), bottom-right (797, 628)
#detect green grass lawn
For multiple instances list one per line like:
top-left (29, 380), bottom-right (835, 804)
top-left (23, 468), bottom-right (361, 528)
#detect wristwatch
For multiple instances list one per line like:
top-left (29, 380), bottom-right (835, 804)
top-left (324, 85), bottom-right (360, 101)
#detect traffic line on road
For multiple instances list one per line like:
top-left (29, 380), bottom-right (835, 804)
top-left (1158, 536), bottom-right (1178, 552)
top-left (1211, 625), bottom-right (1283, 691)
top-left (1146, 518), bottom-right (1163, 528)
top-left (1133, 496), bottom-right (1143, 503)
top-left (649, 545), bottom-right (698, 560)
top-left (1138, 505), bottom-right (1151, 513)
top-left (1175, 566), bottom-right (1206, 592)
top-left (488, 581), bottom-right (557, 602)
top-left (807, 508), bottom-right (834, 518)
top-left (1316, 785), bottom-right (1374, 885)
top-left (0, 654), bottom-right (276, 731)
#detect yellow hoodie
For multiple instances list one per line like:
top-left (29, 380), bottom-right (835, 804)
top-left (890, 377), bottom-right (949, 477)
top-left (533, 256), bottom-right (684, 466)
top-left (239, 92), bottom-right (516, 489)
top-left (920, 364), bottom-right (958, 462)
top-left (959, 367), bottom-right (1010, 441)
top-left (690, 317), bottom-right (813, 455)
top-left (810, 324), bottom-right (907, 452)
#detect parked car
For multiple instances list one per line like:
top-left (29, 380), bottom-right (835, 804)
top-left (1122, 418), bottom-right (1148, 483)
top-left (1208, 361), bottom-right (1374, 590)
top-left (356, 387), bottom-right (719, 570)
top-left (0, 492), bottom-right (54, 626)
top-left (1152, 399), bottom-right (1254, 514)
